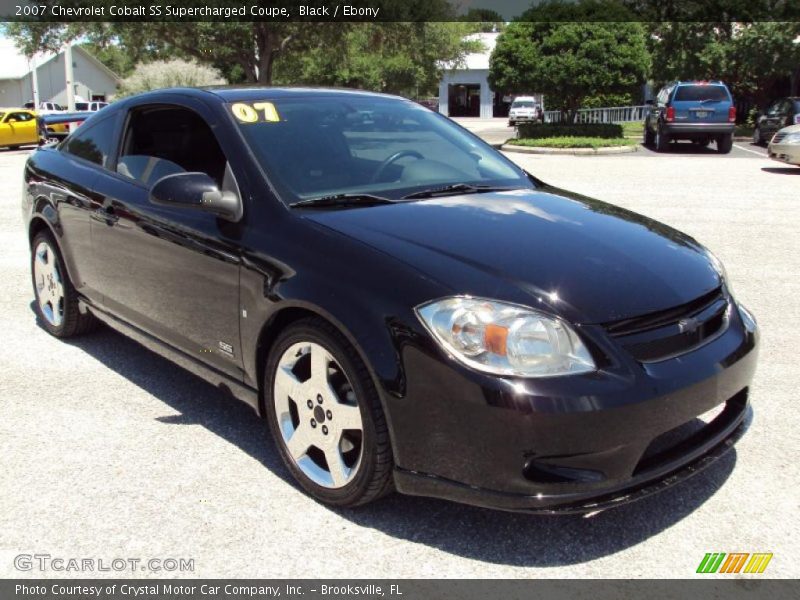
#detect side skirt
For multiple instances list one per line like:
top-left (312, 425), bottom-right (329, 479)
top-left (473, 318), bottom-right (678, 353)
top-left (81, 300), bottom-right (261, 414)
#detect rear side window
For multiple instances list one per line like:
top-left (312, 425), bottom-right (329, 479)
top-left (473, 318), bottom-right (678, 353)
top-left (673, 86), bottom-right (729, 102)
top-left (61, 115), bottom-right (118, 167)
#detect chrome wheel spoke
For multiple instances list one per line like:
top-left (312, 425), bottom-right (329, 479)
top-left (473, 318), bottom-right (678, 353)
top-left (285, 424), bottom-right (312, 460)
top-left (310, 345), bottom-right (331, 385)
top-left (274, 365), bottom-right (306, 405)
top-left (335, 403), bottom-right (362, 431)
top-left (324, 445), bottom-right (350, 488)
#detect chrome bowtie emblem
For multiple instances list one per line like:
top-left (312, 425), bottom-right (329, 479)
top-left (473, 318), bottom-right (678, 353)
top-left (678, 317), bottom-right (700, 334)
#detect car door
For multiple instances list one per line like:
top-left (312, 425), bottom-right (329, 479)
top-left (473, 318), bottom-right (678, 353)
top-left (47, 111), bottom-right (123, 306)
top-left (0, 111), bottom-right (38, 146)
top-left (762, 99), bottom-right (784, 139)
top-left (89, 98), bottom-right (245, 379)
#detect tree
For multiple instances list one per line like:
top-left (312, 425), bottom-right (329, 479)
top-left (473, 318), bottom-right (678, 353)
top-left (272, 23), bottom-right (478, 97)
top-left (647, 22), bottom-right (800, 106)
top-left (489, 22), bottom-right (651, 120)
top-left (3, 1), bottom-right (459, 86)
top-left (117, 59), bottom-right (226, 97)
top-left (458, 8), bottom-right (506, 33)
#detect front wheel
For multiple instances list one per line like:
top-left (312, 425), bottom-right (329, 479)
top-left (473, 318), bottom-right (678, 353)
top-left (31, 231), bottom-right (98, 337)
top-left (265, 318), bottom-right (394, 507)
top-left (717, 133), bottom-right (733, 154)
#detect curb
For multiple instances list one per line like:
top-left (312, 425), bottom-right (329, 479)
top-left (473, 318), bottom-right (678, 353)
top-left (501, 143), bottom-right (639, 155)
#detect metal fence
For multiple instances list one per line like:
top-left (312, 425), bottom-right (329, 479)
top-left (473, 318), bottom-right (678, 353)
top-left (544, 105), bottom-right (649, 124)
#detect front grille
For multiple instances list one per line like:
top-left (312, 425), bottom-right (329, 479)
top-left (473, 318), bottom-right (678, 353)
top-left (604, 287), bottom-right (730, 362)
top-left (772, 132), bottom-right (787, 144)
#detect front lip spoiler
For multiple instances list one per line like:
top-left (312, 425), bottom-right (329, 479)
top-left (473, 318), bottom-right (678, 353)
top-left (393, 406), bottom-right (748, 515)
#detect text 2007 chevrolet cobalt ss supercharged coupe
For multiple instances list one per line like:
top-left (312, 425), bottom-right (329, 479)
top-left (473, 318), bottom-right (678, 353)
top-left (22, 87), bottom-right (758, 512)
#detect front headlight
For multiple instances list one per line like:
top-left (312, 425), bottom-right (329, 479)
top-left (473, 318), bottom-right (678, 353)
top-left (415, 297), bottom-right (595, 378)
top-left (704, 248), bottom-right (734, 295)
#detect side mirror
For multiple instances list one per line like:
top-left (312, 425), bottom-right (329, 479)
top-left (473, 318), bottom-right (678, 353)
top-left (150, 172), bottom-right (242, 222)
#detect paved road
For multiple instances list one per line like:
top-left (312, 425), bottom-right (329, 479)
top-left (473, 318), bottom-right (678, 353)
top-left (1, 146), bottom-right (798, 578)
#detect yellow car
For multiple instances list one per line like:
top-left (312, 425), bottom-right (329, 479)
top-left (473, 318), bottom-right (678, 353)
top-left (0, 108), bottom-right (41, 149)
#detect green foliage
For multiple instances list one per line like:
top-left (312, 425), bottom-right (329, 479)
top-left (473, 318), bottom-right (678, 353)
top-left (489, 22), bottom-right (650, 121)
top-left (116, 59), bottom-right (226, 98)
top-left (580, 92), bottom-right (636, 109)
top-left (647, 22), bottom-right (800, 105)
top-left (458, 8), bottom-right (506, 33)
top-left (516, 123), bottom-right (624, 139)
top-left (273, 23), bottom-right (477, 97)
top-left (509, 136), bottom-right (637, 148)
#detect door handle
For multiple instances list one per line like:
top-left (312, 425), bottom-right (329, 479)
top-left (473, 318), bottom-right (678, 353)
top-left (91, 207), bottom-right (119, 225)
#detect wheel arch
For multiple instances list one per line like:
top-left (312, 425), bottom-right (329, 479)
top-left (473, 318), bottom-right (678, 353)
top-left (253, 302), bottom-right (396, 427)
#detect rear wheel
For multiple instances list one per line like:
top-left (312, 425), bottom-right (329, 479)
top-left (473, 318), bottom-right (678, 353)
top-left (717, 133), bottom-right (733, 154)
top-left (643, 125), bottom-right (655, 146)
top-left (655, 126), bottom-right (670, 152)
top-left (31, 231), bottom-right (98, 338)
top-left (265, 318), bottom-right (394, 507)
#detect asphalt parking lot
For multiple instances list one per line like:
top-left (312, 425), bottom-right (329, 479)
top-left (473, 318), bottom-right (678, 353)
top-left (1, 143), bottom-right (798, 579)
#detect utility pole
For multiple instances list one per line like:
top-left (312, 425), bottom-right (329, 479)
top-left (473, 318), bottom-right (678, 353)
top-left (30, 54), bottom-right (40, 108)
top-left (64, 44), bottom-right (75, 111)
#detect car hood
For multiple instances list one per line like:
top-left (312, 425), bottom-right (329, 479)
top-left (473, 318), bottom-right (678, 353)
top-left (776, 123), bottom-right (800, 135)
top-left (305, 188), bottom-right (721, 324)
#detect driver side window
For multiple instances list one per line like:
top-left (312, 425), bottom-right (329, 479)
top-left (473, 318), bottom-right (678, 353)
top-left (118, 106), bottom-right (228, 188)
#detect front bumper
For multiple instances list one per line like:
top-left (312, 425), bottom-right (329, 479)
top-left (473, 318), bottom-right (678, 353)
top-left (509, 115), bottom-right (539, 123)
top-left (768, 143), bottom-right (800, 166)
top-left (387, 302), bottom-right (758, 513)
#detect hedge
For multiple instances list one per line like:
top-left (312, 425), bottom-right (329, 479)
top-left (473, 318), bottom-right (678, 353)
top-left (516, 123), bottom-right (624, 139)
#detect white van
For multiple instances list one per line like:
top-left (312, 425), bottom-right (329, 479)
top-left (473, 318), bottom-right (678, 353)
top-left (508, 96), bottom-right (542, 126)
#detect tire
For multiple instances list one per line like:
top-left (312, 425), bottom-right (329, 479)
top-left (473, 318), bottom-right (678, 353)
top-left (30, 230), bottom-right (98, 338)
top-left (643, 124), bottom-right (655, 146)
top-left (655, 126), bottom-right (670, 152)
top-left (508, 120), bottom-right (515, 127)
top-left (264, 317), bottom-right (394, 507)
top-left (717, 133), bottom-right (733, 154)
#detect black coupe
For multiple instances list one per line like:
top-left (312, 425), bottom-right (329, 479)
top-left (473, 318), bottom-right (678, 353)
top-left (22, 87), bottom-right (758, 512)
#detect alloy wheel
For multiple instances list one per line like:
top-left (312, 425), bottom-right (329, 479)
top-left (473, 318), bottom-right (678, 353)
top-left (272, 341), bottom-right (364, 488)
top-left (33, 241), bottom-right (65, 327)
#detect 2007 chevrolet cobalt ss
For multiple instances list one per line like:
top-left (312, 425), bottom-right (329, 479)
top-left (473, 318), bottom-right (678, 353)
top-left (22, 87), bottom-right (758, 512)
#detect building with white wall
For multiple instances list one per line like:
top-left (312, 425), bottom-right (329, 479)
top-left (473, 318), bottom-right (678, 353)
top-left (438, 32), bottom-right (542, 119)
top-left (0, 39), bottom-right (119, 108)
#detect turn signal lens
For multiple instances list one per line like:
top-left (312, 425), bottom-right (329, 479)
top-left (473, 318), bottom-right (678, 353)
top-left (415, 297), bottom-right (595, 377)
top-left (666, 106), bottom-right (676, 122)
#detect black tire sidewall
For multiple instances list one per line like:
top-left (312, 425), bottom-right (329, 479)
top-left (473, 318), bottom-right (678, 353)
top-left (264, 321), bottom-right (386, 506)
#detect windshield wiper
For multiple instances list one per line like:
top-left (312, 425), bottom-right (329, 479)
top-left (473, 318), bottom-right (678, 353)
top-left (402, 183), bottom-right (520, 200)
top-left (290, 193), bottom-right (395, 209)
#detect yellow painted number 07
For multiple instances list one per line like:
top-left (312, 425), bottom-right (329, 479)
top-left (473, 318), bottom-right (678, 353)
top-left (231, 102), bottom-right (280, 123)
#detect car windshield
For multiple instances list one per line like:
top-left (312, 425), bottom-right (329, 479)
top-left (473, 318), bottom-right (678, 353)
top-left (230, 95), bottom-right (532, 204)
top-left (512, 101), bottom-right (536, 108)
top-left (674, 85), bottom-right (729, 102)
